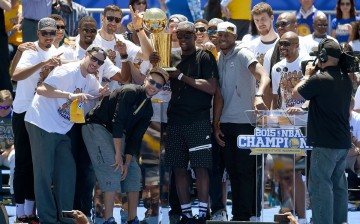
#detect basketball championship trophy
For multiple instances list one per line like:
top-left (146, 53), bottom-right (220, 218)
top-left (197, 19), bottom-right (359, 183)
top-left (143, 8), bottom-right (176, 71)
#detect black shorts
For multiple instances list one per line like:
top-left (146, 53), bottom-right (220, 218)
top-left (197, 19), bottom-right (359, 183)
top-left (165, 120), bottom-right (212, 168)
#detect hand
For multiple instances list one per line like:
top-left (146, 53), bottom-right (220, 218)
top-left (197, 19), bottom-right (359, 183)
top-left (18, 42), bottom-right (37, 53)
top-left (121, 162), bottom-right (129, 180)
top-left (69, 93), bottom-right (94, 103)
top-left (12, 23), bottom-right (21, 32)
top-left (114, 39), bottom-right (127, 55)
top-left (72, 210), bottom-right (89, 224)
top-left (45, 53), bottom-right (63, 67)
top-left (214, 126), bottom-right (225, 147)
top-left (112, 151), bottom-right (123, 172)
top-left (221, 6), bottom-right (231, 20)
top-left (98, 83), bottom-right (110, 97)
top-left (0, 149), bottom-right (10, 159)
top-left (202, 41), bottom-right (216, 51)
top-left (284, 212), bottom-right (299, 224)
top-left (129, 5), bottom-right (143, 30)
top-left (149, 52), bottom-right (160, 66)
top-left (254, 96), bottom-right (268, 111)
top-left (305, 63), bottom-right (317, 77)
top-left (168, 69), bottom-right (181, 79)
top-left (286, 107), bottom-right (303, 115)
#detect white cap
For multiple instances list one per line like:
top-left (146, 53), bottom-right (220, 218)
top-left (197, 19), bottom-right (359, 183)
top-left (217, 21), bottom-right (237, 35)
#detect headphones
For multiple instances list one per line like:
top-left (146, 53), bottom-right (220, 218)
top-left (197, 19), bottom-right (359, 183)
top-left (318, 38), bottom-right (329, 63)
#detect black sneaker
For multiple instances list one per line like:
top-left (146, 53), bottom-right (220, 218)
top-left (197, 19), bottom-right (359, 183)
top-left (176, 215), bottom-right (198, 224)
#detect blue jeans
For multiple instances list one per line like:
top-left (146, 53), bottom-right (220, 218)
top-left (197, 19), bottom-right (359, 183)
top-left (309, 147), bottom-right (348, 224)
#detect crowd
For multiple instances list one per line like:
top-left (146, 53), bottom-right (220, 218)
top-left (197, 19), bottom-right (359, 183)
top-left (0, 0), bottom-right (360, 224)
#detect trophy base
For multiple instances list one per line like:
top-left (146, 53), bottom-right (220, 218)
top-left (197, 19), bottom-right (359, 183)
top-left (162, 67), bottom-right (177, 72)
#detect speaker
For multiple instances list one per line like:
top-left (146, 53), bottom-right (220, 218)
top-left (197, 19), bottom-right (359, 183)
top-left (206, 221), bottom-right (277, 224)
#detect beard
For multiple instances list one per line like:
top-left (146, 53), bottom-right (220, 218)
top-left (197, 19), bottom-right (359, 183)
top-left (259, 27), bottom-right (271, 36)
top-left (45, 44), bottom-right (52, 48)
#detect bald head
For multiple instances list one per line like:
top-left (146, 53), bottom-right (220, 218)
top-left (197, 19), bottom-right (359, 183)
top-left (275, 12), bottom-right (298, 37)
top-left (282, 31), bottom-right (299, 43)
top-left (313, 13), bottom-right (328, 38)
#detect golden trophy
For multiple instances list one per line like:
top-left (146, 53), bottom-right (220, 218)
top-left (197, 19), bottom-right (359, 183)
top-left (143, 8), bottom-right (176, 71)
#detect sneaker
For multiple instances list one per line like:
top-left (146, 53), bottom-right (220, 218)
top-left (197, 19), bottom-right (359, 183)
top-left (103, 217), bottom-right (117, 224)
top-left (176, 215), bottom-right (196, 224)
top-left (127, 216), bottom-right (140, 224)
top-left (120, 209), bottom-right (128, 224)
top-left (169, 214), bottom-right (181, 224)
top-left (211, 209), bottom-right (227, 221)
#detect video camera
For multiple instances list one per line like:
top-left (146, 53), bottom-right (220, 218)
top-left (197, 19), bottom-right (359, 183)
top-left (304, 49), bottom-right (360, 74)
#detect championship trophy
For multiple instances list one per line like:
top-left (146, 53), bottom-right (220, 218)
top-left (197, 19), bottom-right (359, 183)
top-left (143, 8), bottom-right (176, 71)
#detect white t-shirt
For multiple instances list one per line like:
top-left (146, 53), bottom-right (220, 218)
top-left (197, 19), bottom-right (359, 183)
top-left (350, 39), bottom-right (360, 52)
top-left (13, 42), bottom-right (58, 113)
top-left (25, 62), bottom-right (101, 134)
top-left (93, 33), bottom-right (140, 90)
top-left (351, 111), bottom-right (360, 140)
top-left (271, 55), bottom-right (309, 109)
top-left (249, 36), bottom-right (278, 66)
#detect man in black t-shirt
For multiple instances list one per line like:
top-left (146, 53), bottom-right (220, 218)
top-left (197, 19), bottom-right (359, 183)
top-left (292, 39), bottom-right (352, 224)
top-left (164, 21), bottom-right (219, 224)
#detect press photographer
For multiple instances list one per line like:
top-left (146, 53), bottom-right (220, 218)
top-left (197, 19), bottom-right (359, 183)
top-left (292, 38), bottom-right (352, 224)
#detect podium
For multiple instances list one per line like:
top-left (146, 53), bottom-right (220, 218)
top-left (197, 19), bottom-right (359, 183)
top-left (240, 110), bottom-right (310, 222)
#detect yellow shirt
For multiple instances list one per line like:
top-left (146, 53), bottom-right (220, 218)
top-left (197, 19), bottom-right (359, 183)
top-left (4, 5), bottom-right (22, 46)
top-left (228, 0), bottom-right (251, 20)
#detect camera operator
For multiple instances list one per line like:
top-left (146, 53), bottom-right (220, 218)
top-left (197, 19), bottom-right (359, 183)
top-left (292, 38), bottom-right (352, 224)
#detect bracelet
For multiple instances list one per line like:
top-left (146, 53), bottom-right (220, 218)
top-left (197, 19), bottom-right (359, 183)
top-left (178, 73), bottom-right (184, 80)
top-left (300, 77), bottom-right (309, 81)
top-left (135, 27), bottom-right (144, 33)
top-left (121, 59), bottom-right (128, 63)
top-left (255, 94), bottom-right (264, 98)
top-left (68, 93), bottom-right (73, 100)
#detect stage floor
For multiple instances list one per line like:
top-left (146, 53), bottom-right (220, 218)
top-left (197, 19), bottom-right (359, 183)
top-left (5, 203), bottom-right (360, 224)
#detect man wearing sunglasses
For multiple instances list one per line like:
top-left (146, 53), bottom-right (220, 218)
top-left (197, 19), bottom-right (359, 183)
top-left (303, 13), bottom-right (338, 44)
top-left (82, 67), bottom-right (168, 224)
top-left (164, 21), bottom-right (219, 224)
top-left (11, 17), bottom-right (62, 223)
top-left (94, 4), bottom-right (152, 91)
top-left (23, 44), bottom-right (108, 224)
top-left (214, 21), bottom-right (270, 222)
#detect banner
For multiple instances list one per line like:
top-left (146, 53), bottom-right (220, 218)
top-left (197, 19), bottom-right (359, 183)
top-left (0, 118), bottom-right (13, 150)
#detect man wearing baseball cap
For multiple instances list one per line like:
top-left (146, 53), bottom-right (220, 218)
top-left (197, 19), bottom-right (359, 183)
top-left (164, 20), bottom-right (219, 224)
top-left (11, 17), bottom-right (62, 223)
top-left (214, 21), bottom-right (270, 221)
top-left (82, 67), bottom-right (169, 224)
top-left (292, 39), bottom-right (351, 224)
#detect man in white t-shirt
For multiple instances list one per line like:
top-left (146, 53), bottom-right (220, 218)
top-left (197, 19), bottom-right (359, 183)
top-left (24, 46), bottom-right (107, 224)
top-left (93, 5), bottom-right (152, 91)
top-left (270, 31), bottom-right (307, 224)
top-left (11, 17), bottom-right (62, 223)
top-left (250, 2), bottom-right (278, 108)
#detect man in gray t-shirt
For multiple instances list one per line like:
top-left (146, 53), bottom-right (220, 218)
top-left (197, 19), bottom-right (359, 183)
top-left (213, 21), bottom-right (270, 221)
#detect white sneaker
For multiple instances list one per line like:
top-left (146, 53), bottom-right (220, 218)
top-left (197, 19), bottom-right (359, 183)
top-left (249, 216), bottom-right (260, 221)
top-left (211, 210), bottom-right (227, 221)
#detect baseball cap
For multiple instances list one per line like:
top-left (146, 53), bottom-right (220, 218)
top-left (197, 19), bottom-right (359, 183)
top-left (176, 21), bottom-right (195, 33)
top-left (208, 18), bottom-right (224, 28)
top-left (217, 21), bottom-right (237, 35)
top-left (169, 14), bottom-right (188, 24)
top-left (86, 44), bottom-right (108, 58)
top-left (321, 39), bottom-right (342, 59)
top-left (38, 18), bottom-right (57, 31)
top-left (148, 67), bottom-right (169, 83)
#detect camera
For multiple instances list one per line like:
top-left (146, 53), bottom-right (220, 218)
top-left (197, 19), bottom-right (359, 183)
top-left (301, 59), bottom-right (315, 75)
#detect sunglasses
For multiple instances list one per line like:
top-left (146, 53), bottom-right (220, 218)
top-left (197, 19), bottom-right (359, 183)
top-left (106, 16), bottom-right (121, 23)
top-left (275, 21), bottom-right (292, 29)
top-left (82, 28), bottom-right (97, 34)
top-left (316, 23), bottom-right (328, 27)
top-left (279, 41), bottom-right (298, 47)
top-left (0, 105), bottom-right (10, 110)
top-left (40, 30), bottom-right (56, 37)
top-left (57, 25), bottom-right (66, 30)
top-left (135, 1), bottom-right (146, 5)
top-left (90, 55), bottom-right (105, 66)
top-left (340, 2), bottom-right (351, 6)
top-left (147, 78), bottom-right (163, 89)
top-left (177, 33), bottom-right (193, 40)
top-left (195, 27), bottom-right (207, 33)
top-left (207, 30), bottom-right (218, 35)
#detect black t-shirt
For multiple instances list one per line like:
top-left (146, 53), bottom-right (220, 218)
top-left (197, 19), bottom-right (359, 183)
top-left (167, 49), bottom-right (219, 125)
top-left (298, 66), bottom-right (352, 149)
top-left (87, 84), bottom-right (153, 156)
